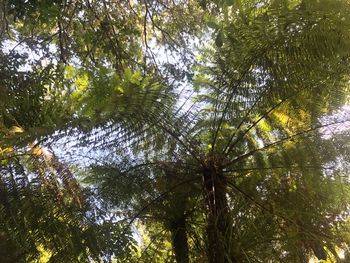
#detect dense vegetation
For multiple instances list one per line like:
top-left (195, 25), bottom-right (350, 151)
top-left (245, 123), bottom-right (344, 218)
top-left (1, 0), bottom-right (350, 262)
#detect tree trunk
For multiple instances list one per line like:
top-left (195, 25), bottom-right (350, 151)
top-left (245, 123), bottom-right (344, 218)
top-left (169, 217), bottom-right (190, 263)
top-left (202, 163), bottom-right (235, 263)
top-left (164, 167), bottom-right (190, 263)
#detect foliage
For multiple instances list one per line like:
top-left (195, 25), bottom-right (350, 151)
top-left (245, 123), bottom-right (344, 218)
top-left (1, 0), bottom-right (350, 262)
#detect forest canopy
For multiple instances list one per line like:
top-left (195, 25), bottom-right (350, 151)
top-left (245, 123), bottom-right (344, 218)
top-left (1, 0), bottom-right (350, 262)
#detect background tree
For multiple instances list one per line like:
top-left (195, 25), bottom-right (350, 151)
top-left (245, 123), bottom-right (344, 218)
top-left (1, 0), bottom-right (350, 262)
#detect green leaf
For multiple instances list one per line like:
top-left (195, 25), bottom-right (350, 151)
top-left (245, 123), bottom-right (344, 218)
top-left (215, 30), bottom-right (224, 47)
top-left (207, 21), bottom-right (220, 29)
top-left (225, 0), bottom-right (234, 6)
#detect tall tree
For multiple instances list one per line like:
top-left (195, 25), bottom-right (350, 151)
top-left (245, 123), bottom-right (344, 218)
top-left (1, 0), bottom-right (350, 262)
